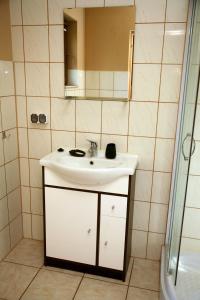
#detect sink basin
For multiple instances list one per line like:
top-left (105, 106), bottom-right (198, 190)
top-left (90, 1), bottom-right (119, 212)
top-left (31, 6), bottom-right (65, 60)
top-left (40, 149), bottom-right (138, 186)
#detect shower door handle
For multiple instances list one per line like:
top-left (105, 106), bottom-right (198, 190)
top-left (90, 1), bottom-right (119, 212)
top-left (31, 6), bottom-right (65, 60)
top-left (181, 133), bottom-right (196, 161)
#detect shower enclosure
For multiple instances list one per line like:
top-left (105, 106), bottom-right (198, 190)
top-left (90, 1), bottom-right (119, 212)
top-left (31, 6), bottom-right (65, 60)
top-left (161, 0), bottom-right (200, 299)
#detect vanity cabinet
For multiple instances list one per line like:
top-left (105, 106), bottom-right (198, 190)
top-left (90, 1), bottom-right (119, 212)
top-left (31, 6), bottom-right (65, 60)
top-left (43, 167), bottom-right (135, 281)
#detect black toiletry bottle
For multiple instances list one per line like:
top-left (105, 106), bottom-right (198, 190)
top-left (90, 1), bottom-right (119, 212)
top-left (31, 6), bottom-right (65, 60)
top-left (105, 143), bottom-right (116, 159)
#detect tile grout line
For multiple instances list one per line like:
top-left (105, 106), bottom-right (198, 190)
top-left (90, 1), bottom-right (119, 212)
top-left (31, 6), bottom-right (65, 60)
top-left (19, 267), bottom-right (41, 299)
top-left (72, 275), bottom-right (84, 300)
top-left (145, 0), bottom-right (168, 260)
top-left (20, 0), bottom-right (33, 240)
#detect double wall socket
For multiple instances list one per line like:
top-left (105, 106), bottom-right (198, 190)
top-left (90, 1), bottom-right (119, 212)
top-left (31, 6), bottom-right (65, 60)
top-left (31, 114), bottom-right (48, 124)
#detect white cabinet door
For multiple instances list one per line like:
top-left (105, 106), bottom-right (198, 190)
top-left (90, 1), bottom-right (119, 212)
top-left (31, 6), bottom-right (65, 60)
top-left (99, 216), bottom-right (126, 270)
top-left (45, 187), bottom-right (98, 265)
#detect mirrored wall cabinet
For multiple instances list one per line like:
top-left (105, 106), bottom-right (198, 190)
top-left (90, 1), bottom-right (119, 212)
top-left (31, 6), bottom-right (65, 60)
top-left (63, 6), bottom-right (135, 101)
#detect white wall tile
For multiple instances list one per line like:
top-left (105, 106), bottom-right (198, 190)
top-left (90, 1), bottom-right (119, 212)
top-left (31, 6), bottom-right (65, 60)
top-left (134, 170), bottom-right (153, 202)
top-left (18, 128), bottom-right (28, 157)
top-left (134, 24), bottom-right (164, 63)
top-left (17, 96), bottom-right (27, 127)
top-left (10, 215), bottom-right (23, 248)
top-left (29, 159), bottom-right (42, 188)
top-left (52, 130), bottom-right (75, 150)
top-left (26, 63), bottom-right (50, 97)
top-left (11, 26), bottom-right (24, 62)
top-left (160, 65), bottom-right (182, 103)
top-left (27, 97), bottom-right (50, 129)
top-left (128, 136), bottom-right (155, 170)
top-left (76, 0), bottom-right (104, 7)
top-left (149, 203), bottom-right (168, 233)
top-left (183, 208), bottom-right (200, 239)
top-left (105, 0), bottom-right (134, 6)
top-left (76, 132), bottom-right (101, 149)
top-left (151, 172), bottom-right (171, 204)
top-left (166, 0), bottom-right (189, 22)
top-left (20, 158), bottom-right (30, 186)
top-left (157, 103), bottom-right (178, 138)
top-left (8, 188), bottom-right (21, 221)
top-left (0, 133), bottom-right (4, 167)
top-left (135, 0), bottom-right (165, 23)
top-left (147, 232), bottom-right (164, 260)
top-left (49, 26), bottom-right (64, 62)
top-left (0, 166), bottom-right (6, 200)
top-left (131, 230), bottom-right (147, 258)
top-left (194, 105), bottom-right (200, 140)
top-left (21, 186), bottom-right (31, 213)
top-left (32, 214), bottom-right (44, 240)
top-left (102, 101), bottom-right (129, 135)
top-left (14, 63), bottom-right (26, 96)
top-left (31, 188), bottom-right (43, 215)
top-left (163, 23), bottom-right (186, 64)
top-left (101, 134), bottom-right (128, 152)
top-left (3, 128), bottom-right (18, 163)
top-left (186, 175), bottom-right (200, 209)
top-left (86, 71), bottom-right (100, 90)
top-left (113, 91), bottom-right (127, 98)
top-left (133, 201), bottom-right (150, 231)
top-left (189, 141), bottom-right (200, 175)
top-left (154, 138), bottom-right (174, 172)
top-left (51, 98), bottom-right (75, 131)
top-left (76, 100), bottom-right (101, 133)
top-left (22, 213), bottom-right (32, 238)
top-left (22, 0), bottom-right (48, 25)
top-left (100, 72), bottom-right (114, 91)
top-left (132, 64), bottom-right (161, 101)
top-left (0, 197), bottom-right (9, 231)
top-left (129, 102), bottom-right (158, 137)
top-left (48, 0), bottom-right (75, 24)
top-left (0, 61), bottom-right (14, 96)
top-left (1, 96), bottom-right (16, 130)
top-left (50, 63), bottom-right (64, 97)
top-left (114, 72), bottom-right (128, 91)
top-left (0, 226), bottom-right (10, 260)
top-left (9, 0), bottom-right (22, 25)
top-left (5, 159), bottom-right (20, 193)
top-left (181, 237), bottom-right (200, 255)
top-left (24, 26), bottom-right (49, 62)
top-left (28, 129), bottom-right (51, 159)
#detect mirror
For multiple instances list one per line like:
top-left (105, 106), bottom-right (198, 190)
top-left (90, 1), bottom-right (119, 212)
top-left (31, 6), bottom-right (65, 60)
top-left (63, 6), bottom-right (135, 101)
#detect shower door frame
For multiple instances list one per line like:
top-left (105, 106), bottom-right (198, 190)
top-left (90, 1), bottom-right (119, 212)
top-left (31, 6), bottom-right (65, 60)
top-left (165, 0), bottom-right (200, 285)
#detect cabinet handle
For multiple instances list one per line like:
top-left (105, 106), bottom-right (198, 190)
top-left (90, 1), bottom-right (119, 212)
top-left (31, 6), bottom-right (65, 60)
top-left (104, 241), bottom-right (108, 246)
top-left (111, 205), bottom-right (115, 210)
top-left (87, 228), bottom-right (91, 234)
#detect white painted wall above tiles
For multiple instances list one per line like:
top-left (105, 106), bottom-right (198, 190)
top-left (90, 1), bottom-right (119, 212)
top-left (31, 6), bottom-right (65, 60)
top-left (9, 0), bottom-right (189, 261)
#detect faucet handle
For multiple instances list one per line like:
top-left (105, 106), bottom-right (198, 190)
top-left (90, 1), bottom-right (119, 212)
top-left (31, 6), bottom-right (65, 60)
top-left (87, 139), bottom-right (98, 148)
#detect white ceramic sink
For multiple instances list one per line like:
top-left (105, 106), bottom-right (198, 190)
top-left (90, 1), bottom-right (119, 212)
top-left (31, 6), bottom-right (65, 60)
top-left (40, 149), bottom-right (138, 186)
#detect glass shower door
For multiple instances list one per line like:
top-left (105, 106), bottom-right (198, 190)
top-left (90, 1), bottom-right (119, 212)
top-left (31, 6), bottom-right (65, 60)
top-left (168, 0), bottom-right (200, 285)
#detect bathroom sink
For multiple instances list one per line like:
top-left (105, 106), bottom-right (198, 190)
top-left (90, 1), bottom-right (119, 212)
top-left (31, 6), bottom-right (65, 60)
top-left (40, 149), bottom-right (138, 185)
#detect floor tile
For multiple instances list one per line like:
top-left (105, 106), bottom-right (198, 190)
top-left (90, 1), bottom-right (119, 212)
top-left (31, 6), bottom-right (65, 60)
top-left (127, 286), bottom-right (159, 300)
top-left (74, 278), bottom-right (128, 300)
top-left (21, 269), bottom-right (82, 300)
top-left (85, 257), bottom-right (133, 285)
top-left (0, 261), bottom-right (38, 300)
top-left (130, 259), bottom-right (160, 291)
top-left (42, 265), bottom-right (84, 277)
top-left (5, 239), bottom-right (43, 268)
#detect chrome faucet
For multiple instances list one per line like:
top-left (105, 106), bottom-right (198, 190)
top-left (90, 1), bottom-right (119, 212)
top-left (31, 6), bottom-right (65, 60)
top-left (87, 140), bottom-right (98, 157)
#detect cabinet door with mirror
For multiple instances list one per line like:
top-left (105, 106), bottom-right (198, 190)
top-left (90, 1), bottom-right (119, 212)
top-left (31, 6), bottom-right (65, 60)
top-left (64, 6), bottom-right (135, 101)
